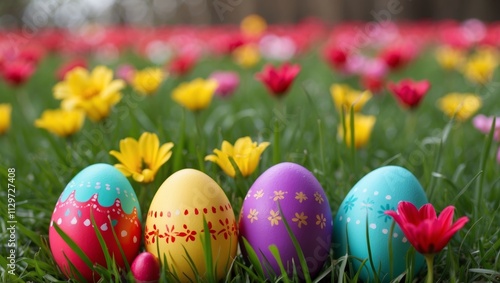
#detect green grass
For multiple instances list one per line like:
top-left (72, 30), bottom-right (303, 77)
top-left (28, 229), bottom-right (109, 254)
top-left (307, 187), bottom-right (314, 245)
top-left (1, 42), bottom-right (500, 283)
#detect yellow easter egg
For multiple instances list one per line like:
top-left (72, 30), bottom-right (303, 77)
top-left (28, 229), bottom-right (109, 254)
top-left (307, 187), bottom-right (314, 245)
top-left (144, 169), bottom-right (237, 282)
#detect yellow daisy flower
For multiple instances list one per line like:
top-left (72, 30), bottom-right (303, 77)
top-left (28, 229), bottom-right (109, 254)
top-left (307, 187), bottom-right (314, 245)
top-left (34, 109), bottom-right (85, 137)
top-left (462, 48), bottom-right (498, 85)
top-left (171, 78), bottom-right (218, 112)
top-left (435, 46), bottom-right (465, 71)
top-left (132, 67), bottom-right (165, 96)
top-left (109, 132), bottom-right (174, 183)
top-left (438, 93), bottom-right (482, 122)
top-left (205, 136), bottom-right (270, 178)
top-left (54, 66), bottom-right (125, 121)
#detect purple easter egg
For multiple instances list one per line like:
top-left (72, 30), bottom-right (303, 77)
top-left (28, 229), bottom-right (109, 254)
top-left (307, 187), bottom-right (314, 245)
top-left (239, 162), bottom-right (332, 280)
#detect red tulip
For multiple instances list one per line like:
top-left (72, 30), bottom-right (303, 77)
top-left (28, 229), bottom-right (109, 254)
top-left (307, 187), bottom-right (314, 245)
top-left (361, 75), bottom-right (385, 94)
top-left (385, 201), bottom-right (469, 255)
top-left (388, 79), bottom-right (431, 109)
top-left (1, 60), bottom-right (35, 87)
top-left (255, 63), bottom-right (301, 97)
top-left (379, 42), bottom-right (416, 70)
top-left (168, 51), bottom-right (199, 77)
top-left (323, 44), bottom-right (350, 71)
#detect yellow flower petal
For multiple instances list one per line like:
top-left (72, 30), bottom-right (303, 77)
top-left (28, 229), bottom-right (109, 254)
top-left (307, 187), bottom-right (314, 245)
top-left (205, 137), bottom-right (269, 178)
top-left (330, 84), bottom-right (372, 113)
top-left (34, 109), bottom-right (84, 137)
top-left (172, 78), bottom-right (217, 111)
top-left (0, 104), bottom-right (12, 135)
top-left (438, 93), bottom-right (482, 122)
top-left (338, 114), bottom-right (376, 149)
top-left (54, 65), bottom-right (124, 121)
top-left (109, 132), bottom-right (174, 183)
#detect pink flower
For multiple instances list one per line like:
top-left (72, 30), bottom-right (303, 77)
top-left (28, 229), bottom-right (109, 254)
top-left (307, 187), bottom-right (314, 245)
top-left (255, 62), bottom-right (300, 97)
top-left (388, 79), bottom-right (431, 109)
top-left (385, 201), bottom-right (469, 255)
top-left (472, 114), bottom-right (500, 141)
top-left (259, 34), bottom-right (297, 61)
top-left (116, 64), bottom-right (136, 84)
top-left (209, 71), bottom-right (240, 98)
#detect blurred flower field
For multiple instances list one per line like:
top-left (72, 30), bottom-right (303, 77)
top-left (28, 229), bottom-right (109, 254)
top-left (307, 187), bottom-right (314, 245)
top-left (1, 16), bottom-right (500, 282)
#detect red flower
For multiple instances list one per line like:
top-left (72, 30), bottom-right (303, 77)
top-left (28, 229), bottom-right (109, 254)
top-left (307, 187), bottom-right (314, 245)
top-left (385, 201), bottom-right (469, 255)
top-left (323, 44), bottom-right (349, 70)
top-left (1, 60), bottom-right (35, 87)
top-left (255, 63), bottom-right (301, 97)
top-left (379, 42), bottom-right (416, 70)
top-left (361, 75), bottom-right (385, 94)
top-left (168, 51), bottom-right (198, 77)
top-left (387, 79), bottom-right (431, 109)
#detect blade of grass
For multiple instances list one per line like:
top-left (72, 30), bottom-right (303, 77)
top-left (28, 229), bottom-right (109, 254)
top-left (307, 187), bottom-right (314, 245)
top-left (240, 237), bottom-right (265, 279)
top-left (277, 202), bottom-right (312, 283)
top-left (475, 117), bottom-right (496, 217)
top-left (268, 244), bottom-right (290, 283)
top-left (200, 216), bottom-right (216, 283)
top-left (52, 223), bottom-right (94, 271)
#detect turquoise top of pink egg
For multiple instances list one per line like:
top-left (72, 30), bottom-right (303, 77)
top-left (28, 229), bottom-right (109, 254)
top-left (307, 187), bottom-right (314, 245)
top-left (58, 163), bottom-right (141, 217)
top-left (332, 166), bottom-right (428, 282)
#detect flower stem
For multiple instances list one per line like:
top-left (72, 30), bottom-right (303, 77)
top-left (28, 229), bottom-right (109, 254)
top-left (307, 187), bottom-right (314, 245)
top-left (194, 112), bottom-right (206, 172)
top-left (273, 99), bottom-right (285, 164)
top-left (424, 254), bottom-right (434, 283)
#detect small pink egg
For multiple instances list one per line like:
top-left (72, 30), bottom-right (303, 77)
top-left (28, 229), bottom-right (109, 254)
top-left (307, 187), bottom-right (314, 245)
top-left (131, 252), bottom-right (160, 283)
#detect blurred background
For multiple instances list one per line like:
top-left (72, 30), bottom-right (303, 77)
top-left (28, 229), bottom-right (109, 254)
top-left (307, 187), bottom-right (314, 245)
top-left (1, 0), bottom-right (500, 30)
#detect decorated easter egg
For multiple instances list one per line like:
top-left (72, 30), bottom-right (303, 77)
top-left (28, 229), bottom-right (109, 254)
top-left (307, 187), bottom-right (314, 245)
top-left (144, 169), bottom-right (237, 282)
top-left (239, 162), bottom-right (332, 279)
top-left (49, 163), bottom-right (142, 281)
top-left (332, 166), bottom-right (428, 282)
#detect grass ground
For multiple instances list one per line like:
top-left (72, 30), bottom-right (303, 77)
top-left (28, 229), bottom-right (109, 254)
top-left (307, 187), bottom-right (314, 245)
top-left (1, 41), bottom-right (500, 282)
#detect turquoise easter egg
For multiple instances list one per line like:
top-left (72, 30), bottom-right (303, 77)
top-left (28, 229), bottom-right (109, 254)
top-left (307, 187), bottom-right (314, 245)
top-left (332, 166), bottom-right (428, 282)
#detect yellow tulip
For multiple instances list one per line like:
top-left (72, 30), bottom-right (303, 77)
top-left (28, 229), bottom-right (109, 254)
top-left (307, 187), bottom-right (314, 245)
top-left (0, 104), bottom-right (12, 135)
top-left (435, 46), bottom-right (465, 71)
top-left (338, 114), bottom-right (376, 149)
top-left (205, 136), bottom-right (270, 178)
top-left (438, 93), bottom-right (482, 122)
top-left (34, 109), bottom-right (85, 137)
top-left (330, 84), bottom-right (372, 113)
top-left (132, 67), bottom-right (165, 96)
top-left (54, 66), bottom-right (125, 121)
top-left (232, 44), bottom-right (261, 69)
top-left (109, 132), bottom-right (174, 183)
top-left (240, 14), bottom-right (267, 37)
top-left (462, 48), bottom-right (498, 85)
top-left (171, 78), bottom-right (218, 112)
